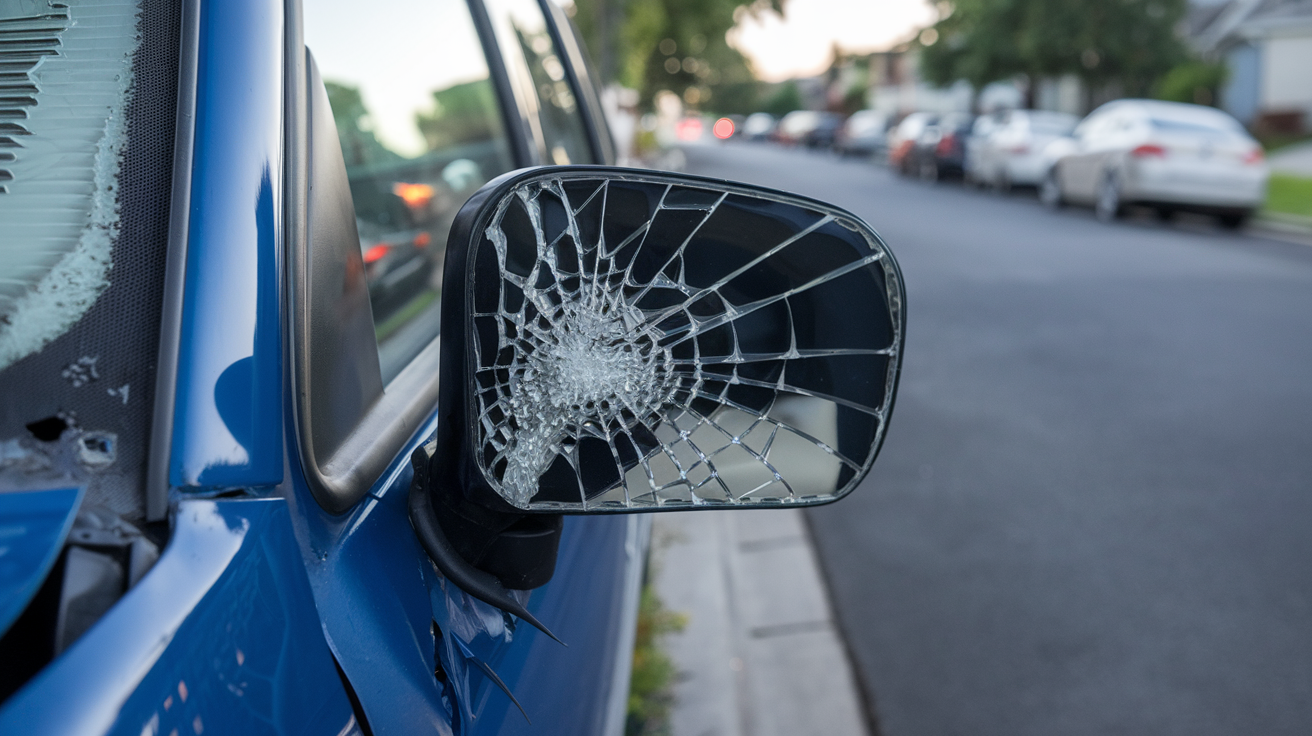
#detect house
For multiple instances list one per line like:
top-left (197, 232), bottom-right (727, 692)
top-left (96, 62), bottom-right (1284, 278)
top-left (1190, 0), bottom-right (1312, 132)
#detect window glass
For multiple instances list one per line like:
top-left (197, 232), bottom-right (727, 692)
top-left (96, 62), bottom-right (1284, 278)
top-left (1150, 116), bottom-right (1240, 136)
top-left (306, 0), bottom-right (516, 382)
top-left (484, 0), bottom-right (594, 165)
top-left (0, 0), bottom-right (178, 523)
top-left (1027, 112), bottom-right (1077, 136)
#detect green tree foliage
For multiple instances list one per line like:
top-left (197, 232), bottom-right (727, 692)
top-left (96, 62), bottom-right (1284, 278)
top-left (324, 81), bottom-right (400, 167)
top-left (921, 0), bottom-right (1187, 105)
top-left (1154, 60), bottom-right (1227, 106)
top-left (762, 80), bottom-right (803, 117)
top-left (572, 0), bottom-right (785, 112)
top-left (415, 80), bottom-right (503, 150)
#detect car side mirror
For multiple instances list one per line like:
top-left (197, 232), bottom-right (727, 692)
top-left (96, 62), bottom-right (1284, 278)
top-left (409, 167), bottom-right (905, 638)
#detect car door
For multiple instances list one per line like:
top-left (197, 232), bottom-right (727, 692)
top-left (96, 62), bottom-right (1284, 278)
top-left (292, 1), bottom-right (641, 734)
top-left (1061, 110), bottom-right (1117, 202)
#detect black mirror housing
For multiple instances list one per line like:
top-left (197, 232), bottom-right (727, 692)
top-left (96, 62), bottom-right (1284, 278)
top-left (432, 166), bottom-right (905, 515)
top-left (408, 166), bottom-right (905, 626)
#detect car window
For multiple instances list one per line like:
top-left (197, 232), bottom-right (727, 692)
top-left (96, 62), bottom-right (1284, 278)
top-left (900, 114), bottom-right (932, 138)
top-left (1027, 112), bottom-right (1077, 136)
top-left (484, 0), bottom-right (595, 165)
top-left (1150, 116), bottom-right (1241, 136)
top-left (306, 0), bottom-right (517, 382)
top-left (1077, 111), bottom-right (1118, 141)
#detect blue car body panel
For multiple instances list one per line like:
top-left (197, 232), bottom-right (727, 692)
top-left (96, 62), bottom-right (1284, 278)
top-left (0, 1), bottom-right (635, 732)
top-left (288, 410), bottom-right (635, 735)
top-left (0, 487), bottom-right (83, 635)
top-left (0, 499), bottom-right (357, 736)
top-left (170, 0), bottom-right (285, 491)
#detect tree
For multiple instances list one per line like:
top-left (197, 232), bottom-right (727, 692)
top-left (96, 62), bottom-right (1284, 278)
top-left (1155, 60), bottom-right (1227, 107)
top-left (762, 80), bottom-right (802, 117)
top-left (921, 0), bottom-right (1187, 109)
top-left (572, 0), bottom-right (785, 112)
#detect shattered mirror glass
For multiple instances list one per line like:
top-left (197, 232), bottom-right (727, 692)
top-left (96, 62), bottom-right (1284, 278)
top-left (458, 169), bottom-right (904, 511)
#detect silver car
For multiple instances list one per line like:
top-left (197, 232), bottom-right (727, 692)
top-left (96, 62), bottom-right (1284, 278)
top-left (970, 109), bottom-right (1079, 190)
top-left (1040, 100), bottom-right (1268, 227)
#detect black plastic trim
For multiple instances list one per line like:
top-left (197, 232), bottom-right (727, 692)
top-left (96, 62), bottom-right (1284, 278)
top-left (408, 440), bottom-right (562, 643)
top-left (145, 0), bottom-right (201, 522)
top-left (537, 0), bottom-right (614, 165)
top-left (466, 0), bottom-right (538, 168)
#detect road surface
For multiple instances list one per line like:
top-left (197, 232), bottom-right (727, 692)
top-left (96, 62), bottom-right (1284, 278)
top-left (682, 141), bottom-right (1312, 736)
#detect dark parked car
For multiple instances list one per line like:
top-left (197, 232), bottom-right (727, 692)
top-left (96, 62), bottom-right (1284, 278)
top-left (887, 111), bottom-right (938, 174)
top-left (804, 112), bottom-right (846, 149)
top-left (0, 1), bottom-right (906, 734)
top-left (908, 112), bottom-right (977, 181)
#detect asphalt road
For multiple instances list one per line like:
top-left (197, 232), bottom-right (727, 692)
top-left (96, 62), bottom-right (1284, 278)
top-left (681, 141), bottom-right (1312, 736)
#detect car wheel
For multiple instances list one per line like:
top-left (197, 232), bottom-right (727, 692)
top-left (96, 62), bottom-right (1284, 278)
top-left (919, 158), bottom-right (939, 183)
top-left (996, 170), bottom-right (1012, 195)
top-left (1095, 172), bottom-right (1124, 222)
top-left (1040, 168), bottom-right (1064, 209)
top-left (1217, 211), bottom-right (1250, 229)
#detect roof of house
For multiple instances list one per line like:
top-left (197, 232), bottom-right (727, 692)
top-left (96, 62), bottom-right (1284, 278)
top-left (1190, 0), bottom-right (1312, 51)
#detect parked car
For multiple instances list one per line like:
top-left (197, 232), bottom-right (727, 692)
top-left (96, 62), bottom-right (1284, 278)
top-left (0, 1), bottom-right (906, 735)
top-left (742, 112), bottom-right (778, 141)
top-left (804, 112), bottom-right (846, 149)
top-left (1040, 99), bottom-right (1268, 226)
top-left (887, 112), bottom-right (938, 174)
top-left (969, 109), bottom-right (1079, 190)
top-left (774, 110), bottom-right (823, 145)
top-left (836, 110), bottom-right (892, 158)
top-left (908, 112), bottom-right (976, 181)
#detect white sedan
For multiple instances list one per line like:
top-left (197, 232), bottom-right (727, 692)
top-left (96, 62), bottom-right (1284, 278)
top-left (970, 109), bottom-right (1079, 190)
top-left (1040, 100), bottom-right (1268, 227)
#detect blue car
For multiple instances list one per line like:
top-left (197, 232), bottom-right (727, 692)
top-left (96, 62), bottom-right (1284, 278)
top-left (0, 1), bottom-right (906, 734)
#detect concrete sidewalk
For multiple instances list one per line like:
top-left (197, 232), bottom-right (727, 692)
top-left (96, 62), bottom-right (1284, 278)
top-left (1269, 140), bottom-right (1312, 177)
top-left (651, 509), bottom-right (871, 736)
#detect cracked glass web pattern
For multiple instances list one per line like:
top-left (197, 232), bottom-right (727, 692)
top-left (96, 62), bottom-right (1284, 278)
top-left (466, 171), bottom-right (903, 511)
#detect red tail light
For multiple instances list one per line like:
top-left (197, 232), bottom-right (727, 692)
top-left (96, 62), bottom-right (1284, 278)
top-left (1243, 148), bottom-right (1264, 165)
top-left (1130, 144), bottom-right (1167, 158)
top-left (936, 133), bottom-right (957, 155)
top-left (363, 243), bottom-right (389, 264)
top-left (413, 231), bottom-right (431, 248)
top-left (1007, 144), bottom-right (1030, 155)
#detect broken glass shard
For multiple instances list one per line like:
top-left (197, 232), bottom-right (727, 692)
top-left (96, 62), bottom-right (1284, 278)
top-left (465, 171), bottom-right (904, 511)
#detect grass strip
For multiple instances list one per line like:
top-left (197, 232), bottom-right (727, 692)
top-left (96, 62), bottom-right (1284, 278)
top-left (626, 584), bottom-right (688, 736)
top-left (1265, 174), bottom-right (1312, 218)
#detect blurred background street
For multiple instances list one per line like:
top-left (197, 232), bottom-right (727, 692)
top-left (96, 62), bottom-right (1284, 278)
top-left (562, 0), bottom-right (1312, 732)
top-left (682, 139), bottom-right (1312, 735)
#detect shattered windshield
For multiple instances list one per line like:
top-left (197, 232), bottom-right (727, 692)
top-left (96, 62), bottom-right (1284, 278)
top-left (0, 0), bottom-right (179, 526)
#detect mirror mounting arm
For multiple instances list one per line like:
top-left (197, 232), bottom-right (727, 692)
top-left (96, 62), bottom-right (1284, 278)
top-left (408, 440), bottom-right (564, 644)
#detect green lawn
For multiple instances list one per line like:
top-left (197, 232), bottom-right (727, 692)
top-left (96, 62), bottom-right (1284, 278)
top-left (1265, 174), bottom-right (1312, 218)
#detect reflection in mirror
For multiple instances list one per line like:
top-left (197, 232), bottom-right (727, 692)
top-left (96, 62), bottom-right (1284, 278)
top-left (306, 0), bottom-right (516, 382)
top-left (483, 0), bottom-right (594, 165)
top-left (460, 171), bottom-right (904, 511)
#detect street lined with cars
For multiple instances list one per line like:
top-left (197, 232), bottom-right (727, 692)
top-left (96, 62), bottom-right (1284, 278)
top-left (717, 97), bottom-right (1278, 235)
top-left (682, 138), bottom-right (1312, 736)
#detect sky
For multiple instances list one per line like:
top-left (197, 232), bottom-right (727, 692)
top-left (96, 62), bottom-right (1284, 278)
top-left (729, 0), bottom-right (938, 82)
top-left (306, 0), bottom-right (491, 157)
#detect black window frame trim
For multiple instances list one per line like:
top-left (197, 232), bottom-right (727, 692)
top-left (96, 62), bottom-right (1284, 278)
top-left (537, 0), bottom-right (614, 165)
top-left (145, 0), bottom-right (202, 522)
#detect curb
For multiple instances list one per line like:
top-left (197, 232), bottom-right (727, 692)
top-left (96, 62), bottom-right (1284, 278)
top-left (651, 509), bottom-right (870, 736)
